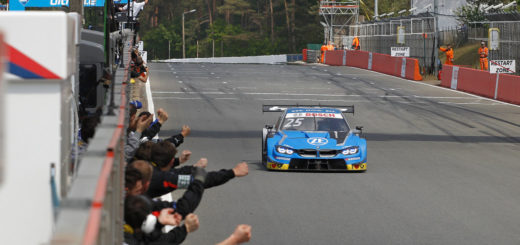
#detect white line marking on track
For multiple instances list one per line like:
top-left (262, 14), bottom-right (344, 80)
top-left (236, 87), bottom-right (257, 89)
top-left (151, 91), bottom-right (482, 100)
top-left (154, 97), bottom-right (202, 100)
top-left (153, 91), bottom-right (364, 97)
top-left (152, 96), bottom-right (493, 104)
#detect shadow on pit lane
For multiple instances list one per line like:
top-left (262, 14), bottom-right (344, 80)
top-left (159, 130), bottom-right (520, 144)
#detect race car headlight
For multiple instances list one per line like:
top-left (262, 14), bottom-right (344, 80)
top-left (342, 147), bottom-right (359, 155)
top-left (276, 146), bottom-right (294, 155)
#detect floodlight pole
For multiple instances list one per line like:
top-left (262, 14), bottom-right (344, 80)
top-left (434, 0), bottom-right (439, 76)
top-left (375, 0), bottom-right (378, 20)
top-left (182, 9), bottom-right (196, 59)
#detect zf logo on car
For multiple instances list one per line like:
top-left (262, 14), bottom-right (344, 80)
top-left (307, 137), bottom-right (328, 146)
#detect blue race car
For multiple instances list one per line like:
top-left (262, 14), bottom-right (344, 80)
top-left (261, 105), bottom-right (367, 171)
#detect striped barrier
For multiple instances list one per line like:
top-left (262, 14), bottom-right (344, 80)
top-left (496, 74), bottom-right (520, 105)
top-left (441, 64), bottom-right (520, 105)
top-left (323, 50), bottom-right (344, 66)
top-left (322, 50), bottom-right (422, 81)
top-left (346, 50), bottom-right (370, 69)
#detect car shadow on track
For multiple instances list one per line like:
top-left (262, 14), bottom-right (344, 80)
top-left (250, 161), bottom-right (365, 173)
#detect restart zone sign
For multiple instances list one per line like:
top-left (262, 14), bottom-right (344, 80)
top-left (490, 60), bottom-right (516, 74)
top-left (391, 47), bottom-right (410, 57)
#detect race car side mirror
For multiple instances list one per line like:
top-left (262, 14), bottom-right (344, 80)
top-left (355, 126), bottom-right (364, 136)
top-left (265, 125), bottom-right (274, 129)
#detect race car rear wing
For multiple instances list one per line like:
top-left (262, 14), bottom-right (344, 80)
top-left (262, 104), bottom-right (355, 114)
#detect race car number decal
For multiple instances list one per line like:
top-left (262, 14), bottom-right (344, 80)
top-left (286, 113), bottom-right (342, 118)
top-left (284, 118), bottom-right (304, 128)
top-left (307, 137), bottom-right (328, 146)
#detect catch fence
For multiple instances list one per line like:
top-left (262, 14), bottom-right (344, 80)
top-left (469, 21), bottom-right (520, 74)
top-left (347, 14), bottom-right (437, 74)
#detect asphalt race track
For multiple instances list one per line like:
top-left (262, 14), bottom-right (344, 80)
top-left (148, 62), bottom-right (520, 245)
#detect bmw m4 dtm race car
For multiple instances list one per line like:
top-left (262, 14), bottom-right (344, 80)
top-left (261, 105), bottom-right (366, 172)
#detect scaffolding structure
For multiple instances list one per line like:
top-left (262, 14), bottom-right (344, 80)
top-left (319, 0), bottom-right (359, 47)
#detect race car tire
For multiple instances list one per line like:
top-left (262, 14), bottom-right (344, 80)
top-left (262, 129), bottom-right (268, 167)
top-left (261, 139), bottom-right (267, 166)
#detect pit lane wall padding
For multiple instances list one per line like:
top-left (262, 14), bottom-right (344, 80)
top-left (323, 50), bottom-right (422, 81)
top-left (440, 64), bottom-right (520, 105)
top-left (497, 74), bottom-right (520, 105)
top-left (323, 50), bottom-right (344, 66)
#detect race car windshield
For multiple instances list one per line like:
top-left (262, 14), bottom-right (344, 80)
top-left (281, 112), bottom-right (349, 131)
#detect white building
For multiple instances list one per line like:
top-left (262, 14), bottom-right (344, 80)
top-left (411, 0), bottom-right (468, 30)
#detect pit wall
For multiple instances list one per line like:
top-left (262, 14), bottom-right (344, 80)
top-left (307, 49), bottom-right (423, 81)
top-left (440, 65), bottom-right (520, 105)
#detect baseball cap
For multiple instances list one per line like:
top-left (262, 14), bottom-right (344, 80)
top-left (130, 100), bottom-right (142, 109)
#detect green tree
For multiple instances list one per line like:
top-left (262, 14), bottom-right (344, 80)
top-left (455, 0), bottom-right (514, 24)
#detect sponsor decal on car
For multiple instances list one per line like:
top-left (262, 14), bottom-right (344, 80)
top-left (347, 163), bottom-right (367, 170)
top-left (267, 162), bottom-right (289, 170)
top-left (346, 157), bottom-right (361, 161)
top-left (286, 113), bottom-right (342, 118)
top-left (275, 156), bottom-right (291, 161)
top-left (307, 137), bottom-right (328, 146)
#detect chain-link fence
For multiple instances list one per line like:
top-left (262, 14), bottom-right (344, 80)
top-left (469, 21), bottom-right (520, 74)
top-left (346, 14), bottom-right (437, 74)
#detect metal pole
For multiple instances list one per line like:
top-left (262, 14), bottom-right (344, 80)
top-left (423, 33), bottom-right (426, 73)
top-left (168, 40), bottom-right (170, 59)
top-left (127, 0), bottom-right (130, 30)
top-left (106, 0), bottom-right (116, 116)
top-left (182, 9), bottom-right (196, 59)
top-left (197, 40), bottom-right (199, 58)
top-left (330, 15), bottom-right (334, 44)
top-left (375, 0), bottom-right (378, 20)
top-left (182, 13), bottom-right (185, 59)
top-left (434, 0), bottom-right (439, 76)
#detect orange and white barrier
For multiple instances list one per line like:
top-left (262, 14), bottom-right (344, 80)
top-left (441, 65), bottom-right (520, 105)
top-left (323, 50), bottom-right (422, 81)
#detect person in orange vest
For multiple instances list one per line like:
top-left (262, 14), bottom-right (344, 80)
top-left (351, 36), bottom-right (360, 50)
top-left (479, 41), bottom-right (489, 70)
top-left (439, 44), bottom-right (454, 65)
top-left (320, 41), bottom-right (328, 63)
top-left (327, 42), bottom-right (335, 51)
